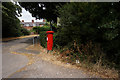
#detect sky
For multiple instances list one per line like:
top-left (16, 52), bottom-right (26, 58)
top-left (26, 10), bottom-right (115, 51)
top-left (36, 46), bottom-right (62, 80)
top-left (18, 8), bottom-right (43, 22)
top-left (10, 1), bottom-right (43, 22)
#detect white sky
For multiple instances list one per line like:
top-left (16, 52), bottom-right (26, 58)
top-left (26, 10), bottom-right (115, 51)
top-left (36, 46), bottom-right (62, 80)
top-left (18, 8), bottom-right (43, 22)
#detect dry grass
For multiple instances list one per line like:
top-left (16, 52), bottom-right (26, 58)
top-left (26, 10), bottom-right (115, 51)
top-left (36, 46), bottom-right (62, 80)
top-left (60, 49), bottom-right (119, 78)
top-left (74, 60), bottom-right (118, 78)
top-left (25, 44), bottom-right (119, 78)
top-left (92, 63), bottom-right (118, 78)
top-left (26, 44), bottom-right (78, 69)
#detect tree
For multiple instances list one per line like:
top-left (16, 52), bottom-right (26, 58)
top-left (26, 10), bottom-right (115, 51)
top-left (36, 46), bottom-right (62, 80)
top-left (2, 2), bottom-right (22, 37)
top-left (56, 2), bottom-right (120, 69)
top-left (56, 2), bottom-right (120, 44)
top-left (19, 2), bottom-right (66, 23)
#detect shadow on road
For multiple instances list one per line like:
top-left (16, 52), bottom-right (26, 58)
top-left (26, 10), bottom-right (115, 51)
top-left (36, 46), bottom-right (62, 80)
top-left (2, 39), bottom-right (20, 42)
top-left (20, 37), bottom-right (40, 45)
top-left (20, 38), bottom-right (33, 45)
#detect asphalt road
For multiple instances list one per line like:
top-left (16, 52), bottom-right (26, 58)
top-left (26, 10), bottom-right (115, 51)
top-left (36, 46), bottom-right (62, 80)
top-left (2, 37), bottom-right (98, 78)
top-left (2, 37), bottom-right (34, 78)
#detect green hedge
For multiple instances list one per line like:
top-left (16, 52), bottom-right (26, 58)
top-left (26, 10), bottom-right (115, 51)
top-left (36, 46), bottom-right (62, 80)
top-left (39, 31), bottom-right (57, 49)
top-left (39, 31), bottom-right (47, 48)
top-left (21, 27), bottom-right (30, 36)
top-left (33, 26), bottom-right (50, 34)
top-left (38, 25), bottom-right (57, 49)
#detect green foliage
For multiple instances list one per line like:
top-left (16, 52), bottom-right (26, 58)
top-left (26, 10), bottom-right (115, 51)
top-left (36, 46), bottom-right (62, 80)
top-left (19, 2), bottom-right (66, 22)
top-left (2, 2), bottom-right (22, 38)
top-left (37, 25), bottom-right (50, 48)
top-left (39, 31), bottom-right (57, 48)
top-left (39, 31), bottom-right (47, 48)
top-left (33, 26), bottom-right (50, 34)
top-left (56, 2), bottom-right (120, 69)
top-left (100, 20), bottom-right (120, 40)
top-left (33, 23), bottom-right (57, 34)
top-left (20, 27), bottom-right (30, 36)
top-left (38, 25), bottom-right (57, 49)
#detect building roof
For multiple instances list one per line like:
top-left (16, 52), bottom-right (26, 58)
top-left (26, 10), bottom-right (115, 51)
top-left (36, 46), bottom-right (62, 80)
top-left (20, 22), bottom-right (46, 27)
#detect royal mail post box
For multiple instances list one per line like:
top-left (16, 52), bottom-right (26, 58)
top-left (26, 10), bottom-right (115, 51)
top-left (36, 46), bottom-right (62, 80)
top-left (46, 31), bottom-right (54, 50)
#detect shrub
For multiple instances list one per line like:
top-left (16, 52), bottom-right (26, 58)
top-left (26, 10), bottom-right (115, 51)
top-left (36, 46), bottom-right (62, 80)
top-left (39, 31), bottom-right (47, 48)
top-left (38, 24), bottom-right (57, 49)
top-left (33, 26), bottom-right (50, 34)
top-left (21, 27), bottom-right (30, 36)
top-left (39, 31), bottom-right (57, 49)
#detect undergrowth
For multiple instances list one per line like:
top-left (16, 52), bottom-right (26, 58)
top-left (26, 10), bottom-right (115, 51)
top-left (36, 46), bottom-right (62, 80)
top-left (54, 41), bottom-right (119, 78)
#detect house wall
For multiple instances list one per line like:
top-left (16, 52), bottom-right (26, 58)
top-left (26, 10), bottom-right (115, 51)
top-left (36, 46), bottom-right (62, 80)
top-left (21, 19), bottom-right (46, 31)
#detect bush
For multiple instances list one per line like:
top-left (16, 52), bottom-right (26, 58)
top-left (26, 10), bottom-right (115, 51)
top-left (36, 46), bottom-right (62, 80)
top-left (36, 24), bottom-right (57, 49)
top-left (39, 31), bottom-right (57, 49)
top-left (55, 2), bottom-right (120, 69)
top-left (33, 24), bottom-right (57, 34)
top-left (2, 2), bottom-right (22, 38)
top-left (39, 31), bottom-right (47, 48)
top-left (33, 26), bottom-right (50, 34)
top-left (21, 27), bottom-right (30, 36)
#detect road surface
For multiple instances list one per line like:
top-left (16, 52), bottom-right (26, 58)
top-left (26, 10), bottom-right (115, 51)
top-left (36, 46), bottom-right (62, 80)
top-left (2, 37), bottom-right (34, 78)
top-left (2, 36), bottom-right (98, 78)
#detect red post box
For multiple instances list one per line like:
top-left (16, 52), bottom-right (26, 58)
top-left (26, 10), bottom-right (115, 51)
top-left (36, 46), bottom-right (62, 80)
top-left (46, 31), bottom-right (54, 51)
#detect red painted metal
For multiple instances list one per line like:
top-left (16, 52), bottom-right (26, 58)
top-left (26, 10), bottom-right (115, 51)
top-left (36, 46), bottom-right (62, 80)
top-left (46, 31), bottom-right (54, 50)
